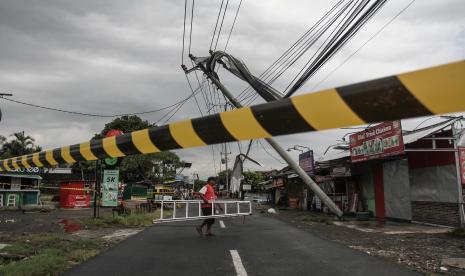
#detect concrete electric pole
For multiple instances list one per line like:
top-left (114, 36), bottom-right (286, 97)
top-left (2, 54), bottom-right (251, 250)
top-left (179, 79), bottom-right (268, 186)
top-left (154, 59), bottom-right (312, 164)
top-left (190, 55), bottom-right (343, 217)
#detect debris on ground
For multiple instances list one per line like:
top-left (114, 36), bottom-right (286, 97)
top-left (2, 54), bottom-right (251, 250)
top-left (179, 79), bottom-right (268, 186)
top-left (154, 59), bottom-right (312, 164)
top-left (267, 208), bottom-right (277, 214)
top-left (442, 258), bottom-right (465, 270)
top-left (270, 209), bottom-right (465, 275)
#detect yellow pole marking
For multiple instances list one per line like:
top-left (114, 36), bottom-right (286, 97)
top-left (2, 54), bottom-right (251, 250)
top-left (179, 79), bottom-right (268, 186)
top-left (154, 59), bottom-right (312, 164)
top-left (11, 158), bottom-right (20, 170)
top-left (3, 159), bottom-right (11, 171)
top-left (398, 61), bottom-right (465, 114)
top-left (32, 152), bottom-right (43, 167)
top-left (45, 150), bottom-right (58, 166)
top-left (291, 89), bottom-right (365, 130)
top-left (21, 155), bottom-right (31, 169)
top-left (169, 120), bottom-right (207, 148)
top-left (79, 142), bottom-right (97, 161)
top-left (102, 136), bottom-right (125, 157)
top-left (220, 107), bottom-right (271, 140)
top-left (61, 146), bottom-right (76, 164)
top-left (131, 129), bottom-right (160, 154)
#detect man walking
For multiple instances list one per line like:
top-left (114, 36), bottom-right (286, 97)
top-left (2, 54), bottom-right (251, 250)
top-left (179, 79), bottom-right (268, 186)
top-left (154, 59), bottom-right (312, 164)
top-left (196, 177), bottom-right (217, 236)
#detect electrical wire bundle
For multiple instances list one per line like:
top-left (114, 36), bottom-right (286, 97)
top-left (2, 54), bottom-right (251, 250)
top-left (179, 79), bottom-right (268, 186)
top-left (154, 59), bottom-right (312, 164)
top-left (236, 0), bottom-right (390, 105)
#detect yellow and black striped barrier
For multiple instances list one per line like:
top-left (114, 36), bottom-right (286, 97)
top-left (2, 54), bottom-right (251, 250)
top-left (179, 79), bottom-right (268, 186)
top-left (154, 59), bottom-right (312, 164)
top-left (0, 60), bottom-right (464, 171)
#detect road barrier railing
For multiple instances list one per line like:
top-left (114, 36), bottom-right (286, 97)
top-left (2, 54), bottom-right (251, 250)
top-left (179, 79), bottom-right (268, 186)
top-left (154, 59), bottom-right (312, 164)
top-left (153, 200), bottom-right (252, 223)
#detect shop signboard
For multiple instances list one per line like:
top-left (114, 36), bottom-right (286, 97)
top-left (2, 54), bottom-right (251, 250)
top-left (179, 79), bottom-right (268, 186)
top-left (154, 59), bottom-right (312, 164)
top-left (242, 184), bottom-right (252, 191)
top-left (459, 148), bottom-right (465, 184)
top-left (298, 150), bottom-right (314, 175)
top-left (349, 120), bottom-right (404, 163)
top-left (102, 169), bottom-right (119, 207)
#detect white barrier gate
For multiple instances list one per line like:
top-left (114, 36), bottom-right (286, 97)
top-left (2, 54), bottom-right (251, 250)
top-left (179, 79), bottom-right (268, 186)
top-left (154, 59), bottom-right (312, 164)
top-left (153, 200), bottom-right (252, 223)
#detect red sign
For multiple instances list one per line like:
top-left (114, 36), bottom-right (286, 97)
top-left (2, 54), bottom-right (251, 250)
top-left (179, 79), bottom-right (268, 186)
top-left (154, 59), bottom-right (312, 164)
top-left (299, 150), bottom-right (314, 174)
top-left (105, 129), bottom-right (123, 137)
top-left (349, 120), bottom-right (404, 163)
top-left (459, 148), bottom-right (465, 184)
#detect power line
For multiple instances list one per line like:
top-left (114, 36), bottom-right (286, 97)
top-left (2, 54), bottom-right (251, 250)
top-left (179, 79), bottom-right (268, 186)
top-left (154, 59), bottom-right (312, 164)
top-left (223, 0), bottom-right (243, 51)
top-left (181, 0), bottom-right (188, 65)
top-left (188, 0), bottom-right (195, 54)
top-left (285, 0), bottom-right (389, 96)
top-left (0, 95), bottom-right (201, 118)
top-left (257, 139), bottom-right (285, 164)
top-left (235, 0), bottom-right (345, 102)
top-left (153, 84), bottom-right (203, 125)
top-left (184, 74), bottom-right (204, 116)
top-left (311, 0), bottom-right (416, 91)
top-left (210, 0), bottom-right (225, 51)
top-left (214, 0), bottom-right (230, 51)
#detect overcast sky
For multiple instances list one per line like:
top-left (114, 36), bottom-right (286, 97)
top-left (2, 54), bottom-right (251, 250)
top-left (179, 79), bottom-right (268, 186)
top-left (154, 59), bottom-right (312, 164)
top-left (0, 0), bottom-right (464, 179)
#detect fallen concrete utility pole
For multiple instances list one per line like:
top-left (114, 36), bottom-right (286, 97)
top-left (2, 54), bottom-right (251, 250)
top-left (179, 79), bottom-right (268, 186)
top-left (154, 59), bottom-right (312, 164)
top-left (190, 55), bottom-right (344, 217)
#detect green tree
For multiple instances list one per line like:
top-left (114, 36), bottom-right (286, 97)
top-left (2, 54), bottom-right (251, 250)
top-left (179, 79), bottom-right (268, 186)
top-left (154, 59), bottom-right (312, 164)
top-left (1, 131), bottom-right (41, 158)
top-left (119, 151), bottom-right (183, 183)
top-left (193, 179), bottom-right (206, 191)
top-left (73, 115), bottom-right (184, 182)
top-left (98, 115), bottom-right (153, 138)
top-left (217, 169), bottom-right (232, 188)
top-left (242, 170), bottom-right (264, 192)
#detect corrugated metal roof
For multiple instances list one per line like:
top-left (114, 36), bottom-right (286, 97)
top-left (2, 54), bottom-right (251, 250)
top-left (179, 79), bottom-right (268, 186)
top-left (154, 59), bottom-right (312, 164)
top-left (402, 117), bottom-right (459, 144)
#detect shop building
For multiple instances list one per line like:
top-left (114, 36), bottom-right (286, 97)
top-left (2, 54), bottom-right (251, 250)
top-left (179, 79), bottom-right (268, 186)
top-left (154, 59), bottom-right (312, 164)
top-left (316, 117), bottom-right (465, 227)
top-left (0, 169), bottom-right (41, 209)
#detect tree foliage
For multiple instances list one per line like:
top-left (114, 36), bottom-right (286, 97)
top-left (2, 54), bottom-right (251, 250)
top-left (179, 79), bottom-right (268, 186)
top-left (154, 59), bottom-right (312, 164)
top-left (216, 169), bottom-right (264, 192)
top-left (0, 131), bottom-right (41, 159)
top-left (72, 115), bottom-right (184, 183)
top-left (242, 170), bottom-right (264, 192)
top-left (97, 115), bottom-right (153, 138)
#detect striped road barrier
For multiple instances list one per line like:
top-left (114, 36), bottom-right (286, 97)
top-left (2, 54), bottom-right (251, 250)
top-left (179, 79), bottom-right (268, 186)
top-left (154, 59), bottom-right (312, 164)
top-left (0, 60), bottom-right (463, 171)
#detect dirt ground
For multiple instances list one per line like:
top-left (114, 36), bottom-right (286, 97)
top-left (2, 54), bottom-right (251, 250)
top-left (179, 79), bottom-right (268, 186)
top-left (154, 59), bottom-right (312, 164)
top-left (268, 209), bottom-right (465, 276)
top-left (0, 208), bottom-right (112, 234)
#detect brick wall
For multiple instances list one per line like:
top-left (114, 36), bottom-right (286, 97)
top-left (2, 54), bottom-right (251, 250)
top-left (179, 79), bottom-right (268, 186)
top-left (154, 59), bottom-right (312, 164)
top-left (411, 201), bottom-right (461, 227)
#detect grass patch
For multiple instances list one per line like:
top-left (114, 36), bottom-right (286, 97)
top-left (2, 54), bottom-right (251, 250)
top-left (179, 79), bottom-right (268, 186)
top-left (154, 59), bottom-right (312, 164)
top-left (449, 228), bottom-right (465, 237)
top-left (302, 213), bottom-right (333, 225)
top-left (0, 234), bottom-right (105, 276)
top-left (84, 209), bottom-right (169, 228)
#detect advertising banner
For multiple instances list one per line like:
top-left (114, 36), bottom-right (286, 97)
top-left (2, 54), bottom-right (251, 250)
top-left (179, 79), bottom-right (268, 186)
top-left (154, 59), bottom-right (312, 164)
top-left (102, 169), bottom-right (119, 207)
top-left (299, 150), bottom-right (314, 174)
top-left (349, 120), bottom-right (404, 163)
top-left (459, 148), bottom-right (465, 184)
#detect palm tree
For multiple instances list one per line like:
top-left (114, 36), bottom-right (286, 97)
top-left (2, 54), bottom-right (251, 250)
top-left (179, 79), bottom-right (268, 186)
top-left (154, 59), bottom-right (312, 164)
top-left (12, 131), bottom-right (35, 152)
top-left (2, 131), bottom-right (40, 157)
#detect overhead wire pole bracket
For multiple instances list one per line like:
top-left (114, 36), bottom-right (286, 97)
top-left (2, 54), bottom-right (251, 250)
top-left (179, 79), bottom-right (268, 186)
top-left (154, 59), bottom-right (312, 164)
top-left (189, 53), bottom-right (344, 217)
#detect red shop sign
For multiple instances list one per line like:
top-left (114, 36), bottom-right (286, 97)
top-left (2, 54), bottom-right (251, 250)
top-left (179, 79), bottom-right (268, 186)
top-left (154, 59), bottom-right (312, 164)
top-left (349, 120), bottom-right (404, 163)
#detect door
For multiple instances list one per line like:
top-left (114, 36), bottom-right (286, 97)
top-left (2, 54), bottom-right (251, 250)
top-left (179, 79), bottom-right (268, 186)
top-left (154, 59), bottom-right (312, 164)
top-left (383, 159), bottom-right (412, 220)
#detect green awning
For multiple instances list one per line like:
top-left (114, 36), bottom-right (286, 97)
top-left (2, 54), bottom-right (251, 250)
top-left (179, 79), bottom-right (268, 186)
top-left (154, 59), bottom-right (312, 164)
top-left (0, 173), bottom-right (42, 180)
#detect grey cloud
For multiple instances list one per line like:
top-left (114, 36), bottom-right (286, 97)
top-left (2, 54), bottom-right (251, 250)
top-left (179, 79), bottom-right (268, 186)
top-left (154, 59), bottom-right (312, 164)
top-left (0, 0), bottom-right (463, 178)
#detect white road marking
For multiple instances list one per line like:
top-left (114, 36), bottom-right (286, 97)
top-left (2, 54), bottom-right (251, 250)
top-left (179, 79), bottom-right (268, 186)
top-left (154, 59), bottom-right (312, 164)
top-left (230, 250), bottom-right (248, 276)
top-left (219, 220), bottom-right (226, 228)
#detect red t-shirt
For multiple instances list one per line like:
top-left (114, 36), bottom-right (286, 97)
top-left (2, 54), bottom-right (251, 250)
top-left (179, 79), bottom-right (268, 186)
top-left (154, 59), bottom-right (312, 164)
top-left (199, 184), bottom-right (216, 208)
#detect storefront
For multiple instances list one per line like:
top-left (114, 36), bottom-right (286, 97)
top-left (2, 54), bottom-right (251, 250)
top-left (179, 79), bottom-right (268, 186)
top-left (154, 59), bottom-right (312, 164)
top-left (318, 117), bottom-right (465, 227)
top-left (0, 171), bottom-right (41, 209)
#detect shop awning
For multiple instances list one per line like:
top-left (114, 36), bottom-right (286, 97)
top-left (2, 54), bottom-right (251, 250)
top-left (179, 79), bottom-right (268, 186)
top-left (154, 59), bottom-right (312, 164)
top-left (0, 173), bottom-right (42, 180)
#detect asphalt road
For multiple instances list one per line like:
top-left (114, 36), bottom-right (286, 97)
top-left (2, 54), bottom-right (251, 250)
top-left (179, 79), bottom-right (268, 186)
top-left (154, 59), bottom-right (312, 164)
top-left (65, 213), bottom-right (420, 276)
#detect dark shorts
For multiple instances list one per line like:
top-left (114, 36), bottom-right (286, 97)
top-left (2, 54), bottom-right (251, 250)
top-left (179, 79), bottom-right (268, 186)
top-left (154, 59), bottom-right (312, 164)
top-left (202, 207), bottom-right (215, 226)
